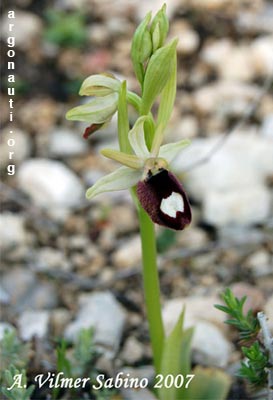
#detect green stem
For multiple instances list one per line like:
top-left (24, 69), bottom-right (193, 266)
top-left (138, 205), bottom-right (165, 374)
top-left (118, 84), bottom-right (165, 374)
top-left (118, 81), bottom-right (131, 154)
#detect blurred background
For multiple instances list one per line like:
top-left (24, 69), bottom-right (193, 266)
top-left (0, 0), bottom-right (273, 399)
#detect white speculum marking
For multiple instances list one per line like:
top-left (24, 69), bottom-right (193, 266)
top-left (160, 192), bottom-right (184, 218)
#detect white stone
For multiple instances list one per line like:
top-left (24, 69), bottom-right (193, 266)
top-left (246, 250), bottom-right (273, 277)
top-left (251, 35), bottom-right (273, 76)
top-left (18, 310), bottom-right (50, 341)
top-left (163, 296), bottom-right (232, 368)
top-left (236, 5), bottom-right (273, 34)
top-left (191, 0), bottom-right (229, 10)
top-left (163, 296), bottom-right (226, 333)
top-left (202, 39), bottom-right (233, 67)
top-left (2, 268), bottom-right (36, 306)
top-left (191, 321), bottom-right (232, 367)
top-left (64, 292), bottom-right (126, 358)
top-left (0, 11), bottom-right (42, 50)
top-left (172, 133), bottom-right (273, 202)
top-left (169, 115), bottom-right (199, 142)
top-left (261, 114), bottom-right (273, 139)
top-left (17, 159), bottom-right (85, 209)
top-left (121, 337), bottom-right (144, 364)
top-left (0, 213), bottom-right (26, 251)
top-left (202, 39), bottom-right (256, 81)
top-left (193, 81), bottom-right (261, 115)
top-left (137, 0), bottom-right (185, 20)
top-left (160, 192), bottom-right (184, 218)
top-left (171, 21), bottom-right (199, 55)
top-left (204, 186), bottom-right (271, 227)
top-left (48, 128), bottom-right (88, 157)
top-left (112, 236), bottom-right (142, 268)
top-left (35, 247), bottom-right (72, 272)
top-left (0, 284), bottom-right (10, 304)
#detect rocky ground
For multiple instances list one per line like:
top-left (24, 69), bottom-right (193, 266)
top-left (0, 0), bottom-right (273, 399)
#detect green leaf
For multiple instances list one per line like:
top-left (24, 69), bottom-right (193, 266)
top-left (66, 93), bottom-right (118, 123)
top-left (141, 38), bottom-right (178, 115)
top-left (56, 340), bottom-right (72, 377)
top-left (158, 309), bottom-right (193, 400)
top-left (184, 367), bottom-right (231, 400)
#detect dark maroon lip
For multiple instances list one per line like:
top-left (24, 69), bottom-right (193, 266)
top-left (137, 169), bottom-right (192, 230)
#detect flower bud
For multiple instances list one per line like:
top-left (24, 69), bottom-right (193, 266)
top-left (131, 12), bottom-right (153, 85)
top-left (150, 4), bottom-right (169, 51)
top-left (137, 169), bottom-right (191, 230)
top-left (141, 38), bottom-right (178, 114)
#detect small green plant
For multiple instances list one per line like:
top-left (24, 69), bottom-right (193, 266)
top-left (215, 288), bottom-right (260, 343)
top-left (0, 330), bottom-right (33, 400)
top-left (44, 10), bottom-right (87, 48)
top-left (1, 365), bottom-right (34, 400)
top-left (53, 328), bottom-right (115, 399)
top-left (57, 328), bottom-right (97, 378)
top-left (240, 342), bottom-right (268, 387)
top-left (215, 288), bottom-right (273, 396)
top-left (0, 329), bottom-right (30, 372)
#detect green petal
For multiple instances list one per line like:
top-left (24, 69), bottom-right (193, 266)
top-left (101, 148), bottom-right (143, 169)
top-left (128, 116), bottom-right (150, 159)
top-left (86, 166), bottom-right (142, 199)
top-left (79, 73), bottom-right (120, 96)
top-left (66, 93), bottom-right (118, 123)
top-left (159, 139), bottom-right (191, 163)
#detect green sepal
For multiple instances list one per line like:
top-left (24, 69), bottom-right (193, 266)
top-left (141, 38), bottom-right (178, 115)
top-left (86, 166), bottom-right (141, 200)
top-left (79, 73), bottom-right (120, 96)
top-left (66, 93), bottom-right (118, 123)
top-left (131, 11), bottom-right (152, 86)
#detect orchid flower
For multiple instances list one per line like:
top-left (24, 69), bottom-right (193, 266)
top-left (87, 116), bottom-right (192, 230)
top-left (66, 73), bottom-right (121, 138)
